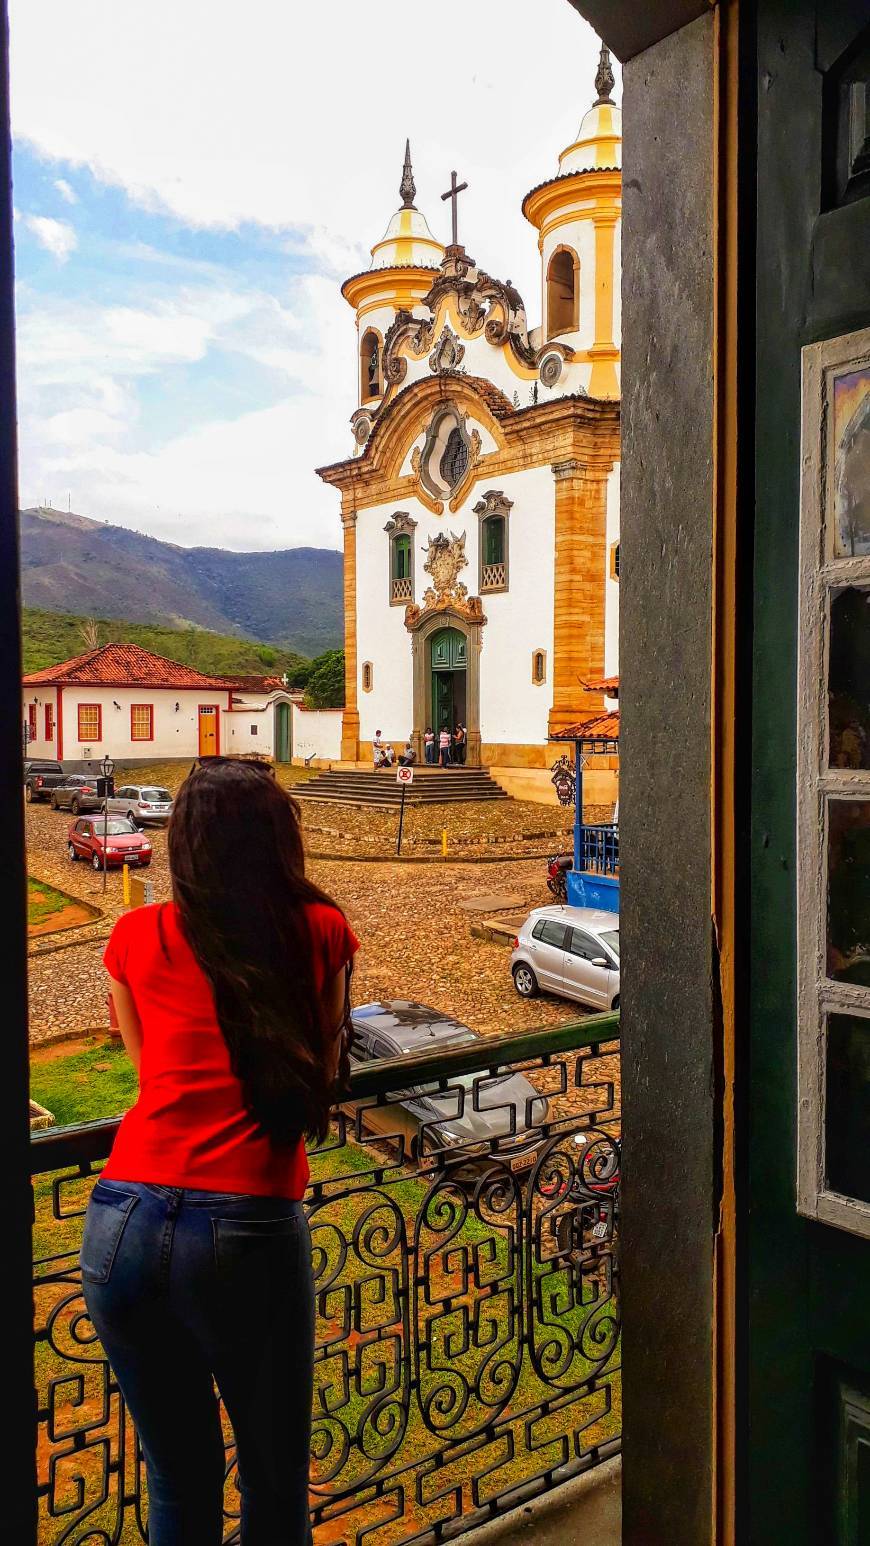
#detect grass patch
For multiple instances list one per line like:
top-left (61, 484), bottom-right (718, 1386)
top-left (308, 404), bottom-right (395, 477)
top-left (27, 877), bottom-right (75, 928)
top-left (30, 1038), bottom-right (137, 1129)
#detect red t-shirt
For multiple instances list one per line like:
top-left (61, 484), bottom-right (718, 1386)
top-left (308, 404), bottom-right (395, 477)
top-left (102, 900), bottom-right (359, 1198)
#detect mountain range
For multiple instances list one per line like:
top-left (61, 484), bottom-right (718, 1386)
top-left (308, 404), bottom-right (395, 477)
top-left (19, 507), bottom-right (344, 659)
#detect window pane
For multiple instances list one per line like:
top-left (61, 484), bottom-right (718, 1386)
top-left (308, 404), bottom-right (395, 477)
top-left (826, 1013), bottom-right (870, 1203)
top-left (393, 534), bottom-right (411, 579)
top-left (829, 587), bottom-right (870, 769)
top-left (484, 517), bottom-right (504, 566)
top-left (78, 705), bottom-right (100, 739)
top-left (827, 800), bottom-right (870, 987)
top-left (540, 921), bottom-right (568, 949)
top-left (131, 705), bottom-right (152, 741)
top-left (832, 363), bottom-right (870, 557)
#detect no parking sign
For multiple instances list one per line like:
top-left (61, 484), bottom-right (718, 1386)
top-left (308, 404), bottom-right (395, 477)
top-left (396, 765), bottom-right (414, 786)
top-left (396, 764), bottom-right (413, 851)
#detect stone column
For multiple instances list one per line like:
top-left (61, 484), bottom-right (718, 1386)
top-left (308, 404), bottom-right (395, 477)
top-left (340, 507), bottom-right (360, 762)
top-left (548, 458), bottom-right (608, 739)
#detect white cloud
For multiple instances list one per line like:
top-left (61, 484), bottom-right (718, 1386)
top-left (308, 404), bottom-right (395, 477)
top-left (9, 0), bottom-right (614, 302)
top-left (9, 0), bottom-right (618, 550)
top-left (22, 213), bottom-right (77, 261)
top-left (54, 177), bottom-right (77, 204)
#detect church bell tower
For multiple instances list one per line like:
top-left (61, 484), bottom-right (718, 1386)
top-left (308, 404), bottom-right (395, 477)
top-left (522, 44), bottom-right (622, 399)
top-left (342, 143), bottom-right (444, 446)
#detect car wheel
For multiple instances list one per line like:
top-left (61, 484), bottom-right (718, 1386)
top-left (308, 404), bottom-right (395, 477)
top-left (25, 783), bottom-right (33, 803)
top-left (611, 995), bottom-right (620, 1011)
top-left (71, 799), bottom-right (80, 816)
top-left (513, 963), bottom-right (539, 998)
top-left (68, 842), bottom-right (78, 861)
top-left (91, 853), bottom-right (102, 871)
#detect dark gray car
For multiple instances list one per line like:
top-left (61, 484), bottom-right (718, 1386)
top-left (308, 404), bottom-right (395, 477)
top-left (49, 774), bottom-right (103, 815)
top-left (347, 1001), bottom-right (548, 1172)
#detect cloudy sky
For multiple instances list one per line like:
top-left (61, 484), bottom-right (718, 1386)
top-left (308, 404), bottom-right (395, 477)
top-left (10, 0), bottom-right (615, 553)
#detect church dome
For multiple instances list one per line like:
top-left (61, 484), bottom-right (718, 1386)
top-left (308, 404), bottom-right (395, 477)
top-left (557, 44), bottom-right (621, 173)
top-left (558, 99), bottom-right (622, 174)
top-left (370, 204), bottom-right (444, 270)
top-left (368, 139), bottom-right (444, 271)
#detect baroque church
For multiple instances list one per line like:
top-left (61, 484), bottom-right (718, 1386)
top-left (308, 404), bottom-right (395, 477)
top-left (317, 46), bottom-right (621, 800)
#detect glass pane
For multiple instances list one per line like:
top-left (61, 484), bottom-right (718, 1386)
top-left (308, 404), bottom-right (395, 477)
top-left (393, 534), bottom-right (410, 579)
top-left (827, 800), bottom-right (870, 987)
top-left (484, 517), bottom-right (504, 566)
top-left (826, 1013), bottom-right (870, 1203)
top-left (832, 363), bottom-right (870, 557)
top-left (829, 588), bottom-right (870, 768)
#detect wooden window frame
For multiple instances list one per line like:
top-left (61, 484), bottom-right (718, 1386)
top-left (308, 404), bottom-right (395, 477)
top-left (77, 703), bottom-right (102, 743)
top-left (797, 324), bottom-right (870, 1239)
top-left (474, 490), bottom-right (512, 594)
top-left (531, 649), bottom-right (547, 686)
top-left (362, 662), bottom-right (373, 693)
top-left (27, 703), bottom-right (37, 742)
top-left (130, 703), bottom-right (154, 742)
top-left (384, 511), bottom-right (417, 605)
top-left (44, 703), bottom-right (54, 742)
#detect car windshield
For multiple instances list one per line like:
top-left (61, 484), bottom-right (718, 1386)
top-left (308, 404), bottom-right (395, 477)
top-left (104, 821), bottom-right (138, 836)
top-left (600, 929), bottom-right (620, 959)
top-left (141, 788), bottom-right (171, 801)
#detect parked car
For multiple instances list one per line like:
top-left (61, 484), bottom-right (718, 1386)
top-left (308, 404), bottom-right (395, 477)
top-left (23, 760), bottom-right (66, 804)
top-left (67, 816), bottom-right (152, 870)
top-left (105, 783), bottom-right (174, 826)
top-left (511, 905), bottom-right (620, 1011)
top-left (50, 775), bottom-right (103, 815)
top-left (346, 1001), bottom-right (548, 1172)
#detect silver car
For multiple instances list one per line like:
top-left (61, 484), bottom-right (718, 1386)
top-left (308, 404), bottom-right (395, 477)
top-left (105, 783), bottom-right (174, 826)
top-left (511, 905), bottom-right (620, 1011)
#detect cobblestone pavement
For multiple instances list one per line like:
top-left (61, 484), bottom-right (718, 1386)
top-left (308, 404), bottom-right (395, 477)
top-left (26, 801), bottom-right (596, 1044)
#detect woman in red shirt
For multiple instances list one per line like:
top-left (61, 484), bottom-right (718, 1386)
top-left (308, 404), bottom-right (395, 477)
top-left (79, 760), bottom-right (358, 1546)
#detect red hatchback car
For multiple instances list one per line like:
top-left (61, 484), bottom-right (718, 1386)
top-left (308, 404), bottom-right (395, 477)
top-left (67, 816), bottom-right (153, 871)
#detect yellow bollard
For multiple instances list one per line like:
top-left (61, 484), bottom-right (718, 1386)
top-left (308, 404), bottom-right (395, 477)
top-left (122, 863), bottom-right (131, 907)
top-left (442, 828), bottom-right (447, 859)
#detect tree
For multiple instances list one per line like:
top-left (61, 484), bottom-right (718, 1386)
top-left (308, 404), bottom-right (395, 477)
top-left (303, 649), bottom-right (345, 709)
top-left (78, 617), bottom-right (101, 652)
top-left (256, 644), bottom-right (277, 668)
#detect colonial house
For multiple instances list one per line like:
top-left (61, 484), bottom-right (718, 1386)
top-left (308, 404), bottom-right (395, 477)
top-left (21, 643), bottom-right (297, 765)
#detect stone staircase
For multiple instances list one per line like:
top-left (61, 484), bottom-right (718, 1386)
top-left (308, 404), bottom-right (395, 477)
top-left (294, 766), bottom-right (509, 808)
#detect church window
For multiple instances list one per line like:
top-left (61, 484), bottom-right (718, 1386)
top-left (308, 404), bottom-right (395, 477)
top-left (362, 662), bottom-right (373, 693)
top-left (547, 248), bottom-right (578, 338)
top-left (532, 650), bottom-right (547, 685)
top-left (474, 489), bottom-right (512, 593)
top-left (440, 426), bottom-right (469, 489)
top-left (360, 330), bottom-right (382, 402)
top-left (610, 540), bottom-right (620, 580)
top-left (385, 511), bottom-right (416, 603)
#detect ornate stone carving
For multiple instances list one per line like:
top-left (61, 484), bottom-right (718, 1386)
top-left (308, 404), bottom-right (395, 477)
top-left (383, 510), bottom-right (417, 537)
top-left (404, 591), bottom-right (485, 631)
top-left (428, 325), bottom-right (465, 374)
top-left (351, 408), bottom-right (373, 445)
top-left (422, 530), bottom-right (468, 606)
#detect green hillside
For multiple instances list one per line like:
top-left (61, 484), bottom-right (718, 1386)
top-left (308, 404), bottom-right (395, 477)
top-left (21, 608), bottom-right (311, 680)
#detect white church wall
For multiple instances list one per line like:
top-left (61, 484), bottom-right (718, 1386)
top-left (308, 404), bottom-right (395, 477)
top-left (356, 500), bottom-right (416, 745)
top-left (540, 212), bottom-right (597, 354)
top-left (604, 460), bottom-right (620, 677)
top-left (477, 463), bottom-right (555, 749)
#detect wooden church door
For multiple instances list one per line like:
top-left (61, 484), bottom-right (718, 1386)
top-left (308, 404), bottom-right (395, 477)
top-left (747, 7), bottom-right (870, 1542)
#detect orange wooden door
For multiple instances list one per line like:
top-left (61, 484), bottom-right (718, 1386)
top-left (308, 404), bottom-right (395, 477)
top-left (197, 706), bottom-right (218, 756)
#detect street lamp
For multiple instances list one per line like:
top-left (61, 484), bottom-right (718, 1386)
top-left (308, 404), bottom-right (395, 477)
top-left (100, 754), bottom-right (114, 894)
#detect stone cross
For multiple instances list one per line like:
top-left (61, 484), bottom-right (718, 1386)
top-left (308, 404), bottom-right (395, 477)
top-left (441, 169), bottom-right (468, 247)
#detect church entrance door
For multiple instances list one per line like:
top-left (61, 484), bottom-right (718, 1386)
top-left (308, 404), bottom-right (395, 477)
top-left (430, 627), bottom-right (467, 747)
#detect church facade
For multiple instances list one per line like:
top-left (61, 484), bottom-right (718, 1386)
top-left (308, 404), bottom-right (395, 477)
top-left (317, 48), bottom-right (621, 795)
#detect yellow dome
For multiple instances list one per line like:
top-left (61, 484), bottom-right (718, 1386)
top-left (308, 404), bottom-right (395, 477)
top-left (559, 100), bottom-right (622, 174)
top-left (370, 204), bottom-right (444, 270)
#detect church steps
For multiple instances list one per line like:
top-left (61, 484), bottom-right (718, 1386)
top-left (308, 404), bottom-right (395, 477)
top-left (295, 769), bottom-right (509, 807)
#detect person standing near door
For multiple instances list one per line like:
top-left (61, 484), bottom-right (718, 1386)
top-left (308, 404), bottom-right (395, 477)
top-left (424, 727), bottom-right (435, 764)
top-left (453, 723), bottom-right (466, 766)
top-left (80, 760), bottom-right (359, 1546)
top-left (438, 727), bottom-right (452, 766)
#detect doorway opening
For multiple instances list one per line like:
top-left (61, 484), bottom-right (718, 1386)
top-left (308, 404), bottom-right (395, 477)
top-left (274, 701), bottom-right (291, 763)
top-left (430, 627), bottom-right (467, 744)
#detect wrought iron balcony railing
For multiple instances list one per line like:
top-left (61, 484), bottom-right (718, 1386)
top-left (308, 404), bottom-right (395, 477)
top-left (31, 1015), bottom-right (620, 1544)
top-left (578, 823), bottom-right (620, 876)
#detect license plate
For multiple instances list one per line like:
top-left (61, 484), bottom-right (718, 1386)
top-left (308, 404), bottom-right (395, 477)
top-left (510, 1146), bottom-right (538, 1173)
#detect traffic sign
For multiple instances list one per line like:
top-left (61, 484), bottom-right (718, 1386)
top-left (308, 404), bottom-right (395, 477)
top-left (396, 765), bottom-right (414, 785)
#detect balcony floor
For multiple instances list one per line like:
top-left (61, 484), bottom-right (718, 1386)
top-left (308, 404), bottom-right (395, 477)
top-left (470, 1457), bottom-right (621, 1545)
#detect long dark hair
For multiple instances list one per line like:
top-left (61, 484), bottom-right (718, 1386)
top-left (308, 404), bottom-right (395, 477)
top-left (168, 759), bottom-right (349, 1145)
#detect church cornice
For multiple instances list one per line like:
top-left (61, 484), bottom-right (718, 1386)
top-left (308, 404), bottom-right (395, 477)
top-left (315, 371), bottom-right (620, 502)
top-left (341, 264), bottom-right (442, 311)
top-left (521, 167), bottom-right (622, 230)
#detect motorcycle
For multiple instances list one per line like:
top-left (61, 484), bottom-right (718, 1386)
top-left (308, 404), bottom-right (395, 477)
top-left (546, 851), bottom-right (573, 904)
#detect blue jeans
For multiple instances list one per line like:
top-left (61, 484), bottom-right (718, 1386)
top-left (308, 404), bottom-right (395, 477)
top-left (81, 1179), bottom-right (314, 1546)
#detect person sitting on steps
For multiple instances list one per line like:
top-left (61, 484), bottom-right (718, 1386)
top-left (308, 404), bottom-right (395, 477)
top-left (399, 740), bottom-right (416, 767)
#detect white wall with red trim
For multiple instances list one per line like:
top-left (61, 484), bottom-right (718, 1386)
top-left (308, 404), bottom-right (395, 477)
top-left (21, 685), bottom-right (235, 764)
